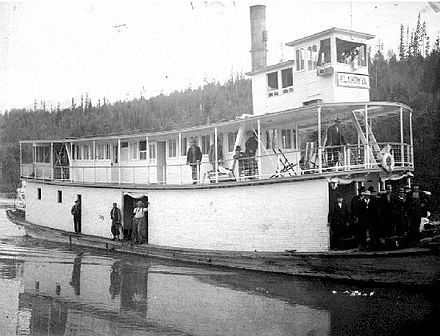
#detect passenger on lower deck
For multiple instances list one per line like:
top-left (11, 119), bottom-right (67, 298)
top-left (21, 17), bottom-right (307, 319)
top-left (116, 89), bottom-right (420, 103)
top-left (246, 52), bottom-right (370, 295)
top-left (328, 194), bottom-right (350, 250)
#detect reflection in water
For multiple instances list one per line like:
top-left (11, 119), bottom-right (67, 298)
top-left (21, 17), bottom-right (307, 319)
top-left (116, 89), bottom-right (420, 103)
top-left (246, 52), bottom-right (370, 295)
top-left (0, 209), bottom-right (440, 335)
top-left (70, 254), bottom-right (82, 296)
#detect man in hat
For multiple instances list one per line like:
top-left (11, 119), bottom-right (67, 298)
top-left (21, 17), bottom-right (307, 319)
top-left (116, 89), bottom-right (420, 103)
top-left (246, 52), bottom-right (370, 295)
top-left (355, 189), bottom-right (377, 250)
top-left (351, 185), bottom-right (365, 228)
top-left (395, 187), bottom-right (408, 236)
top-left (244, 130), bottom-right (258, 177)
top-left (186, 138), bottom-right (202, 184)
top-left (325, 116), bottom-right (347, 167)
top-left (110, 202), bottom-right (122, 241)
top-left (406, 185), bottom-right (423, 245)
top-left (71, 199), bottom-right (81, 234)
top-left (380, 185), bottom-right (398, 238)
top-left (132, 200), bottom-right (148, 244)
top-left (328, 194), bottom-right (350, 249)
top-left (232, 145), bottom-right (245, 177)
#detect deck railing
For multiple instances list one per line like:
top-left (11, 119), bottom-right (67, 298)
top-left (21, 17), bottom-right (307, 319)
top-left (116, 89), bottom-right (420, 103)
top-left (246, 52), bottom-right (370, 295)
top-left (20, 142), bottom-right (413, 186)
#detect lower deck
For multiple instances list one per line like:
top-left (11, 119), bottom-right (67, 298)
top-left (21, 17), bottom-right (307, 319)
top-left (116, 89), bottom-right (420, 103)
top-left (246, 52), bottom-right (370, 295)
top-left (7, 209), bottom-right (440, 288)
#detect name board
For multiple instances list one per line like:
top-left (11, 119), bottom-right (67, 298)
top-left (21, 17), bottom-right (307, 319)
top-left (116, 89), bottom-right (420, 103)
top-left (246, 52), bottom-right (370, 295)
top-left (337, 72), bottom-right (370, 89)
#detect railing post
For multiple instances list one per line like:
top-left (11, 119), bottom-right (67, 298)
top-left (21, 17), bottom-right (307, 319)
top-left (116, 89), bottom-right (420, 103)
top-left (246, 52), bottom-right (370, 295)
top-left (214, 127), bottom-right (219, 183)
top-left (317, 106), bottom-right (322, 174)
top-left (50, 142), bottom-right (53, 180)
top-left (409, 110), bottom-right (414, 168)
top-left (19, 142), bottom-right (22, 178)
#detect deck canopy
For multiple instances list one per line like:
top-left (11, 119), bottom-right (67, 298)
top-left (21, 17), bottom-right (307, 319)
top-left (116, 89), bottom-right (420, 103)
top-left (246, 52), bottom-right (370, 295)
top-left (19, 102), bottom-right (413, 187)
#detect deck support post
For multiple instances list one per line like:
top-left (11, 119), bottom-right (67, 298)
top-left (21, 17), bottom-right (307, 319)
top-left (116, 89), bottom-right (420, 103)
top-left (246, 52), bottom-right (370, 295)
top-left (214, 127), bottom-right (219, 183)
top-left (364, 104), bottom-right (369, 169)
top-left (19, 142), bottom-right (22, 178)
top-left (257, 118), bottom-right (262, 179)
top-left (50, 142), bottom-right (54, 180)
top-left (146, 136), bottom-right (150, 184)
top-left (178, 133), bottom-right (182, 185)
top-left (70, 143), bottom-right (73, 182)
top-left (400, 106), bottom-right (404, 167)
top-left (317, 106), bottom-right (322, 174)
top-left (93, 141), bottom-right (96, 183)
top-left (118, 139), bottom-right (121, 185)
top-left (409, 110), bottom-right (414, 170)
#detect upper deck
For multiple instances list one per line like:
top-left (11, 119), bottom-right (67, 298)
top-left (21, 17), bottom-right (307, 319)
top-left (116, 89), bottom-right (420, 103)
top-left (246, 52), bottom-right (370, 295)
top-left (19, 102), bottom-right (414, 189)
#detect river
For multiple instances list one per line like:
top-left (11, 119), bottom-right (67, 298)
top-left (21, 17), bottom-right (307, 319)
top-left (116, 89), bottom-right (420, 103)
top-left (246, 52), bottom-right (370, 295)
top-left (0, 206), bottom-right (439, 336)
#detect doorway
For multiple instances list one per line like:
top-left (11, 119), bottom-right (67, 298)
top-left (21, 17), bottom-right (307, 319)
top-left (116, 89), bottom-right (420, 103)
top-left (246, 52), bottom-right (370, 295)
top-left (123, 194), bottom-right (149, 243)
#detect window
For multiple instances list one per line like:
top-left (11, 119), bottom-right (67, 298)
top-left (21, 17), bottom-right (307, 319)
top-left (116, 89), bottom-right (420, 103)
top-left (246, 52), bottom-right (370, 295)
top-left (265, 129), bottom-right (278, 149)
top-left (296, 48), bottom-right (305, 71)
top-left (36, 146), bottom-right (50, 163)
top-left (318, 38), bottom-right (331, 66)
top-left (75, 144), bottom-right (82, 160)
top-left (168, 138), bottom-right (177, 157)
top-left (228, 131), bottom-right (237, 152)
top-left (139, 140), bottom-right (147, 160)
top-left (149, 143), bottom-right (156, 162)
top-left (181, 137), bottom-right (188, 156)
top-left (57, 190), bottom-right (62, 203)
top-left (201, 135), bottom-right (210, 154)
top-left (97, 143), bottom-right (106, 160)
top-left (308, 45), bottom-right (318, 70)
top-left (105, 143), bottom-right (110, 159)
top-left (37, 188), bottom-right (41, 200)
top-left (130, 142), bottom-right (139, 160)
top-left (281, 68), bottom-right (293, 88)
top-left (336, 38), bottom-right (367, 67)
top-left (267, 72), bottom-right (278, 91)
top-left (281, 129), bottom-right (292, 149)
top-left (83, 144), bottom-right (90, 160)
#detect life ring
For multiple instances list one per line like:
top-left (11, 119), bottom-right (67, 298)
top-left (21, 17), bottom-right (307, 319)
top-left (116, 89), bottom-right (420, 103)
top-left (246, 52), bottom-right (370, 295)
top-left (382, 152), bottom-right (395, 172)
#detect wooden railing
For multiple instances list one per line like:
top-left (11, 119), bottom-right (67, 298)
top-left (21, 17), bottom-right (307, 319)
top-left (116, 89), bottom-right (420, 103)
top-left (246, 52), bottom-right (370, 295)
top-left (20, 142), bottom-right (413, 186)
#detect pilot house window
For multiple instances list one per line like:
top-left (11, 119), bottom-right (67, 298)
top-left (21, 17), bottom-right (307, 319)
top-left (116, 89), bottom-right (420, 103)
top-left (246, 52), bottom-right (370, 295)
top-left (318, 38), bottom-right (331, 66)
top-left (281, 68), bottom-right (293, 88)
top-left (336, 38), bottom-right (366, 67)
top-left (296, 48), bottom-right (305, 71)
top-left (267, 72), bottom-right (278, 91)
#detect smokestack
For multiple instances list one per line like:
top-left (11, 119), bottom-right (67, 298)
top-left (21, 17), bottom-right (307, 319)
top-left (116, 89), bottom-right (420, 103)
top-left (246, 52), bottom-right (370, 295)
top-left (250, 5), bottom-right (267, 71)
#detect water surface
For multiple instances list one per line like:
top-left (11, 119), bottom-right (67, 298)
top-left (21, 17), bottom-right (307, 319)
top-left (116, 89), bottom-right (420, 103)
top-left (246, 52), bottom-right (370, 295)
top-left (0, 208), bottom-right (439, 336)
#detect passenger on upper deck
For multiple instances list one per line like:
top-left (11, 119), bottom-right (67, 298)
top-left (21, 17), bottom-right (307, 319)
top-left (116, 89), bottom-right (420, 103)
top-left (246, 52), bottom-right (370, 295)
top-left (325, 116), bottom-right (347, 167)
top-left (186, 138), bottom-right (202, 184)
top-left (244, 131), bottom-right (258, 177)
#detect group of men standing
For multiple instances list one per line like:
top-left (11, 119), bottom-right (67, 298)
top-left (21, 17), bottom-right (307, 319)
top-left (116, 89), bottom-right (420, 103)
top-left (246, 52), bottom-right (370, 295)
top-left (328, 184), bottom-right (430, 250)
top-left (71, 200), bottom-right (148, 245)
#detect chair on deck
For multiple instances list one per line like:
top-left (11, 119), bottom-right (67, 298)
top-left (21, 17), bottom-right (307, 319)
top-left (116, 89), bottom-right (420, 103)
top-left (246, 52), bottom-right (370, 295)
top-left (270, 149), bottom-right (299, 178)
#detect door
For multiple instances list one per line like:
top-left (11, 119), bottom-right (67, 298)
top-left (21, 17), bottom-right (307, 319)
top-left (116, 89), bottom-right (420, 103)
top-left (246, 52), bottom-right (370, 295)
top-left (111, 144), bottom-right (119, 183)
top-left (157, 141), bottom-right (166, 184)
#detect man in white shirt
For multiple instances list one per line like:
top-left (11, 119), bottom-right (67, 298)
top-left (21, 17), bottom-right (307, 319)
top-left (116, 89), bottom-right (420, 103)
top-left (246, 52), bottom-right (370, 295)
top-left (132, 201), bottom-right (148, 244)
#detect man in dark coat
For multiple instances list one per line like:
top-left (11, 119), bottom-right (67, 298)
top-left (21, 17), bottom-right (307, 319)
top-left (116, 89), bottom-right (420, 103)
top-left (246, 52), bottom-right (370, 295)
top-left (244, 131), bottom-right (258, 177)
top-left (395, 187), bottom-right (408, 236)
top-left (325, 116), bottom-right (347, 166)
top-left (406, 185), bottom-right (423, 245)
top-left (380, 184), bottom-right (398, 238)
top-left (110, 202), bottom-right (122, 240)
top-left (355, 190), bottom-right (379, 250)
top-left (186, 138), bottom-right (202, 184)
top-left (328, 194), bottom-right (350, 249)
top-left (71, 199), bottom-right (81, 234)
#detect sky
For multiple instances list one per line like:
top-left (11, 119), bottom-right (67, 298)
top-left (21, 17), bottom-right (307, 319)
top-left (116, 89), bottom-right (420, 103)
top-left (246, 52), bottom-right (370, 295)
top-left (0, 0), bottom-right (440, 112)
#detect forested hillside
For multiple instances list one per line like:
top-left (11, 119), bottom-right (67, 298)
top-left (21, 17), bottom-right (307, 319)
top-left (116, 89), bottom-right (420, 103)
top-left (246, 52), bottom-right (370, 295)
top-left (1, 21), bottom-right (440, 210)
